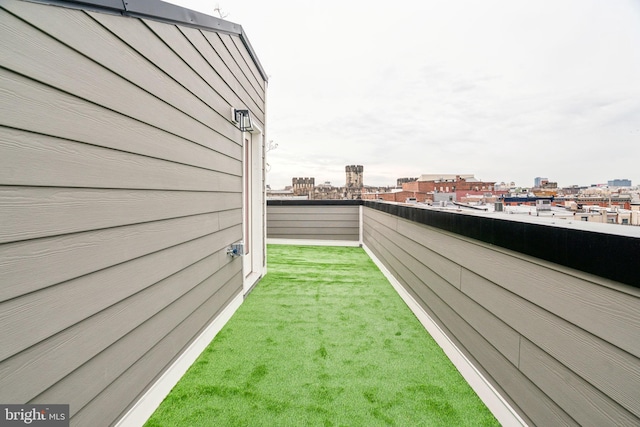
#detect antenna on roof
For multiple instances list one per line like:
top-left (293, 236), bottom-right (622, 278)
top-left (214, 3), bottom-right (229, 19)
top-left (266, 140), bottom-right (278, 173)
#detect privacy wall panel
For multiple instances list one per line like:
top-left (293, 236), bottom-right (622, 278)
top-left (0, 0), bottom-right (266, 425)
top-left (267, 204), bottom-right (360, 241)
top-left (363, 206), bottom-right (640, 426)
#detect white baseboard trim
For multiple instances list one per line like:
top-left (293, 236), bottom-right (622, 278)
top-left (267, 238), bottom-right (360, 247)
top-left (362, 244), bottom-right (528, 427)
top-left (114, 292), bottom-right (244, 427)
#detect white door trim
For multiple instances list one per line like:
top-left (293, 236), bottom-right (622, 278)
top-left (242, 123), bottom-right (265, 294)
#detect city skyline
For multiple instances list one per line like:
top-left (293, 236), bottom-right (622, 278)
top-left (167, 0), bottom-right (640, 189)
top-left (272, 167), bottom-right (634, 191)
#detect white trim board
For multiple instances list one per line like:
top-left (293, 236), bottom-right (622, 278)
top-left (114, 292), bottom-right (244, 427)
top-left (358, 205), bottom-right (364, 246)
top-left (362, 244), bottom-right (528, 427)
top-left (267, 238), bottom-right (360, 247)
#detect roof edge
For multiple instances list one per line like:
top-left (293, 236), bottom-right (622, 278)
top-left (17, 0), bottom-right (268, 82)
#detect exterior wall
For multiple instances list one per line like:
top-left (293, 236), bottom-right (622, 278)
top-left (403, 181), bottom-right (434, 192)
top-left (267, 201), bottom-right (360, 241)
top-left (0, 0), bottom-right (266, 425)
top-left (363, 206), bottom-right (640, 426)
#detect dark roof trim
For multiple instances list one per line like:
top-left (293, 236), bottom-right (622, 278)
top-left (20, 0), bottom-right (126, 12)
top-left (21, 0), bottom-right (268, 82)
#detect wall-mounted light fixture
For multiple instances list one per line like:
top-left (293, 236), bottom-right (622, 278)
top-left (231, 108), bottom-right (254, 132)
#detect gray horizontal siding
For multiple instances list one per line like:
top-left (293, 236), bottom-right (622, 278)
top-left (0, 7), bottom-right (242, 153)
top-left (363, 207), bottom-right (640, 426)
top-left (0, 0), bottom-right (266, 425)
top-left (0, 125), bottom-right (241, 191)
top-left (267, 205), bottom-right (360, 241)
top-left (0, 187), bottom-right (241, 244)
top-left (36, 265), bottom-right (242, 422)
top-left (0, 246), bottom-right (237, 402)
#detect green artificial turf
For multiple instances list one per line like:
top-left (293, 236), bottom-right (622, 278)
top-left (145, 245), bottom-right (498, 426)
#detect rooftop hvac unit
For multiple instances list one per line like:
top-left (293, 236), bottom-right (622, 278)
top-left (494, 202), bottom-right (503, 212)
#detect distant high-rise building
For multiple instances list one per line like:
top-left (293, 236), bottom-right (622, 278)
top-left (608, 179), bottom-right (632, 187)
top-left (534, 177), bottom-right (548, 187)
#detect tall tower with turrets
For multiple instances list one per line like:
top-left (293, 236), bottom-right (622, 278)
top-left (344, 165), bottom-right (364, 199)
top-left (345, 165), bottom-right (363, 188)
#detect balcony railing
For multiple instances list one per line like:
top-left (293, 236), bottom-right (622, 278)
top-left (262, 199), bottom-right (640, 427)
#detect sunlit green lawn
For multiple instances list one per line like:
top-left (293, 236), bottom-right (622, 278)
top-left (145, 245), bottom-right (498, 426)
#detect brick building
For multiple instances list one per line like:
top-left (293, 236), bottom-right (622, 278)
top-left (403, 175), bottom-right (496, 193)
top-left (364, 174), bottom-right (498, 203)
top-left (362, 190), bottom-right (431, 203)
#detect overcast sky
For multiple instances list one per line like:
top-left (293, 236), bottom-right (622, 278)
top-left (167, 0), bottom-right (640, 189)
